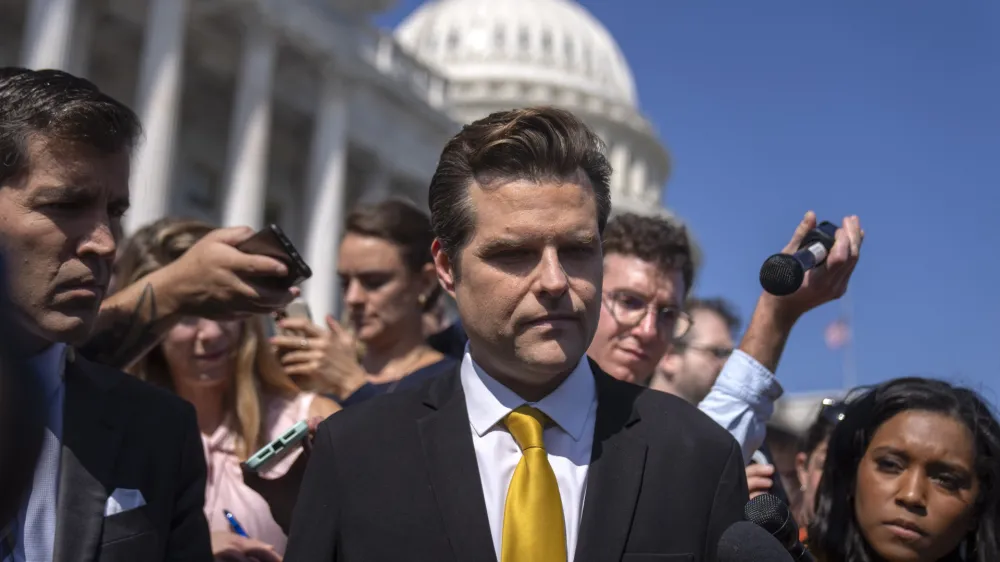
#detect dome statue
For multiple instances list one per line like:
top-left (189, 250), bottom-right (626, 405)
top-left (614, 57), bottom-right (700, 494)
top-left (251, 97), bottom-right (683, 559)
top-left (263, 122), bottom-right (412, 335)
top-left (395, 0), bottom-right (673, 216)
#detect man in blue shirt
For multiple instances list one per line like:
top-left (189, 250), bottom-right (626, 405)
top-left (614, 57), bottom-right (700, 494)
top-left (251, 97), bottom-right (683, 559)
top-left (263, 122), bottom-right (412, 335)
top-left (586, 211), bottom-right (864, 463)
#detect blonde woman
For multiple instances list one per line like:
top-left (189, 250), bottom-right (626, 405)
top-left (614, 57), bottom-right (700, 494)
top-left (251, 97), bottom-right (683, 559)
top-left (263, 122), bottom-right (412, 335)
top-left (115, 218), bottom-right (340, 559)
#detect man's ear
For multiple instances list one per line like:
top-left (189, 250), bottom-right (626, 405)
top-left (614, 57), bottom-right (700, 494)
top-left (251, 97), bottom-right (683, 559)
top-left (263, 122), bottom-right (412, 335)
top-left (431, 239), bottom-right (456, 297)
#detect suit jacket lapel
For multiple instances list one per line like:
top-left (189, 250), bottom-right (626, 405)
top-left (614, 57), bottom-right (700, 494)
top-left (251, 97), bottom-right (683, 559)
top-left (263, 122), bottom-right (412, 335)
top-left (417, 367), bottom-right (497, 562)
top-left (53, 356), bottom-right (124, 562)
top-left (575, 362), bottom-right (648, 562)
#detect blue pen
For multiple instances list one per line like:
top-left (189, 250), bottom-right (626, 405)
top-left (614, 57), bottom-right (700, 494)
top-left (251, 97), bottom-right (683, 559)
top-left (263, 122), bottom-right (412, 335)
top-left (223, 509), bottom-right (250, 538)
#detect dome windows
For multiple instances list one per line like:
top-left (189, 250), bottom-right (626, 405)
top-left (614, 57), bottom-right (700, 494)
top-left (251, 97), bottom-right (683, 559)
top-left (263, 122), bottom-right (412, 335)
top-left (518, 26), bottom-right (530, 51)
top-left (446, 29), bottom-right (460, 51)
top-left (493, 25), bottom-right (506, 49)
top-left (541, 30), bottom-right (553, 55)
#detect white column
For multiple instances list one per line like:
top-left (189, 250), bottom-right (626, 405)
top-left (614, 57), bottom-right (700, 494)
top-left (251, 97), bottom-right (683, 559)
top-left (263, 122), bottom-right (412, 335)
top-left (125, 0), bottom-right (189, 235)
top-left (628, 157), bottom-right (647, 199)
top-left (221, 19), bottom-right (277, 229)
top-left (646, 176), bottom-right (663, 204)
top-left (302, 73), bottom-right (350, 323)
top-left (67, 0), bottom-right (95, 76)
top-left (20, 0), bottom-right (78, 70)
top-left (609, 143), bottom-right (630, 197)
top-left (357, 164), bottom-right (392, 205)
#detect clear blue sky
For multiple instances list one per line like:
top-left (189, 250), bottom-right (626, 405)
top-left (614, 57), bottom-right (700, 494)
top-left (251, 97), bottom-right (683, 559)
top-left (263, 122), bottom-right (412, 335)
top-left (376, 1), bottom-right (1000, 403)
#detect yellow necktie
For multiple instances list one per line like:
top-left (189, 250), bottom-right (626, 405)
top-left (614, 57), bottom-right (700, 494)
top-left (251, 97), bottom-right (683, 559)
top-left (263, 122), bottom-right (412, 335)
top-left (501, 406), bottom-right (567, 562)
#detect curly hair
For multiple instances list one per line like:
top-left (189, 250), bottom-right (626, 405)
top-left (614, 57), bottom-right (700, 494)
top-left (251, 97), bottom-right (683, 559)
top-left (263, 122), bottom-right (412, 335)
top-left (809, 377), bottom-right (1000, 562)
top-left (602, 213), bottom-right (695, 296)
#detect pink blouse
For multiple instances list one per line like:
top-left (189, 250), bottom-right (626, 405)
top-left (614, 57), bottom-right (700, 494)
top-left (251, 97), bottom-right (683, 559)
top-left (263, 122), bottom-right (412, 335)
top-left (201, 392), bottom-right (316, 554)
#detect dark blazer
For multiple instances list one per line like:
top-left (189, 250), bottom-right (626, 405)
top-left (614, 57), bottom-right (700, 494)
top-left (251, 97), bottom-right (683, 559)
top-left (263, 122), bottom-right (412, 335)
top-left (53, 353), bottom-right (212, 562)
top-left (285, 359), bottom-right (749, 562)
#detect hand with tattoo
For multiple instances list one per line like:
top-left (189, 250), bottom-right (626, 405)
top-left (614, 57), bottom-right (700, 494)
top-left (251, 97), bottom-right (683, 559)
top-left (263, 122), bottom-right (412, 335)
top-left (81, 226), bottom-right (298, 370)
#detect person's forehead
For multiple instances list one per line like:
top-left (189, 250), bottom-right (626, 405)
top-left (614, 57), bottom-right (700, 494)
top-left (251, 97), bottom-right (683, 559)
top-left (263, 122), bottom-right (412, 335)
top-left (19, 137), bottom-right (130, 189)
top-left (688, 309), bottom-right (733, 343)
top-left (602, 253), bottom-right (684, 303)
top-left (337, 234), bottom-right (404, 272)
top-left (466, 177), bottom-right (598, 236)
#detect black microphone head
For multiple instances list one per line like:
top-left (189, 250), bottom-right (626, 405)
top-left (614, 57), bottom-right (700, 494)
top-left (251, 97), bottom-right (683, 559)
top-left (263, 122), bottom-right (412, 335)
top-left (745, 493), bottom-right (799, 547)
top-left (718, 521), bottom-right (795, 562)
top-left (760, 253), bottom-right (805, 296)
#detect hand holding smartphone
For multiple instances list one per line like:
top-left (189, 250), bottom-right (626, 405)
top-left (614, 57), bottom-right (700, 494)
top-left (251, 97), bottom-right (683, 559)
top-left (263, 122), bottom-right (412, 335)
top-left (243, 420), bottom-right (310, 473)
top-left (240, 418), bottom-right (321, 535)
top-left (273, 298), bottom-right (313, 338)
top-left (236, 224), bottom-right (312, 289)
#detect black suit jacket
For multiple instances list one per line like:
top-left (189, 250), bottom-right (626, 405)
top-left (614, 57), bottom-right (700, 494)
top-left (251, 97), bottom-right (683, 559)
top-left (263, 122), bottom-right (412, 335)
top-left (53, 354), bottom-right (212, 562)
top-left (285, 360), bottom-right (749, 562)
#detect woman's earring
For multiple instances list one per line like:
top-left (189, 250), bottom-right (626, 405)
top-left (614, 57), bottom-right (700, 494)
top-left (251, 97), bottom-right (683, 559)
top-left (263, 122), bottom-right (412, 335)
top-left (418, 294), bottom-right (427, 306)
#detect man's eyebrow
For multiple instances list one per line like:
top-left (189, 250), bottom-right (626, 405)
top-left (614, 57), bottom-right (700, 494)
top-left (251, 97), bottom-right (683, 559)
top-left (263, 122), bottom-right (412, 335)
top-left (562, 231), bottom-right (598, 245)
top-left (477, 237), bottom-right (529, 254)
top-left (28, 184), bottom-right (93, 201)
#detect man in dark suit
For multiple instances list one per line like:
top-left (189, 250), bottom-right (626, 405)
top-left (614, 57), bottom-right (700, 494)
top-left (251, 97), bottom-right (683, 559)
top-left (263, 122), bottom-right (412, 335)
top-left (0, 253), bottom-right (45, 526)
top-left (0, 68), bottom-right (211, 561)
top-left (285, 107), bottom-right (749, 561)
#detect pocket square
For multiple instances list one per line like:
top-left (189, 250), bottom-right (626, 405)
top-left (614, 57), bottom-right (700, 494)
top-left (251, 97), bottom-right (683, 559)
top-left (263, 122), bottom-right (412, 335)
top-left (104, 488), bottom-right (146, 517)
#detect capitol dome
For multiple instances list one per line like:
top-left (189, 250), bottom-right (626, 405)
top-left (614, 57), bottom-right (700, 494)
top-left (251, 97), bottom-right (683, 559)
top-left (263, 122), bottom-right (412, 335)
top-left (396, 0), bottom-right (638, 108)
top-left (394, 0), bottom-right (672, 216)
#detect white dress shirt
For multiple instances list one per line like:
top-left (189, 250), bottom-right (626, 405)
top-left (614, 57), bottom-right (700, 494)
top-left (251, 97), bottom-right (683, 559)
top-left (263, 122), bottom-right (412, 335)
top-left (2, 343), bottom-right (66, 562)
top-left (460, 350), bottom-right (597, 562)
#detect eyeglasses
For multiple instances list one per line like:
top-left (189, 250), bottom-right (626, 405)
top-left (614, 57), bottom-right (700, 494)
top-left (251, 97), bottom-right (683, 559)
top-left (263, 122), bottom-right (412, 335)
top-left (675, 342), bottom-right (733, 360)
top-left (603, 290), bottom-right (692, 339)
top-left (819, 398), bottom-right (847, 424)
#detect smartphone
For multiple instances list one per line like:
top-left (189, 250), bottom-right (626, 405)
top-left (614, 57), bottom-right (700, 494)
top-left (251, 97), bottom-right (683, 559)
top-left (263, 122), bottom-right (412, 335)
top-left (243, 420), bottom-right (310, 473)
top-left (274, 298), bottom-right (312, 337)
top-left (236, 224), bottom-right (312, 289)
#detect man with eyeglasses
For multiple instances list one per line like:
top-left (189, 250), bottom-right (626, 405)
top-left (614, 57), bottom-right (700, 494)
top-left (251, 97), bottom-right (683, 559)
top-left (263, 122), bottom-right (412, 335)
top-left (588, 211), bottom-right (864, 465)
top-left (586, 213), bottom-right (696, 386)
top-left (650, 298), bottom-right (739, 404)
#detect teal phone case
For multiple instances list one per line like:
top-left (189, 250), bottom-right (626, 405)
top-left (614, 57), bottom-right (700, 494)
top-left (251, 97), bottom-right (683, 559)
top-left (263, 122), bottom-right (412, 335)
top-left (243, 420), bottom-right (309, 472)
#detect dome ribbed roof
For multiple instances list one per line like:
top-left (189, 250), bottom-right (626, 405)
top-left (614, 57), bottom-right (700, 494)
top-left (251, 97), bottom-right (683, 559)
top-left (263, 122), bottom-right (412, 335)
top-left (395, 0), bottom-right (638, 108)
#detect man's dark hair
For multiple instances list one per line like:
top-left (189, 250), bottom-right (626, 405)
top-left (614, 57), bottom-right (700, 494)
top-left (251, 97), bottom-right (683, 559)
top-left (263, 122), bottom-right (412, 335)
top-left (0, 67), bottom-right (142, 185)
top-left (682, 297), bottom-right (741, 340)
top-left (345, 198), bottom-right (440, 310)
top-left (428, 106), bottom-right (612, 269)
top-left (602, 213), bottom-right (695, 296)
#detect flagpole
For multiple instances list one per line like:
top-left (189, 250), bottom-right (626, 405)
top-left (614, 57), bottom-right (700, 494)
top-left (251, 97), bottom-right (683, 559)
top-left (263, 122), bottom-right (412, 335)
top-left (841, 291), bottom-right (857, 391)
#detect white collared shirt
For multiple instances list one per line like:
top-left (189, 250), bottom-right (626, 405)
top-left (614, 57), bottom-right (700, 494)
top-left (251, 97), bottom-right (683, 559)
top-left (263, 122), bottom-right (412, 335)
top-left (460, 349), bottom-right (597, 562)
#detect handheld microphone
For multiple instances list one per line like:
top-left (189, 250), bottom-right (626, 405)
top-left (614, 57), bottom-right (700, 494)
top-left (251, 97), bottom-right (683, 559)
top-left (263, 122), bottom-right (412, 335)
top-left (744, 493), bottom-right (816, 562)
top-left (718, 521), bottom-right (794, 562)
top-left (759, 221), bottom-right (838, 296)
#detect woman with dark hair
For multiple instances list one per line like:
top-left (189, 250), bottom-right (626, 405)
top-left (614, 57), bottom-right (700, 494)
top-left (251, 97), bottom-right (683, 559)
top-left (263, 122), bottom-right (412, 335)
top-left (273, 198), bottom-right (457, 406)
top-left (808, 377), bottom-right (1000, 562)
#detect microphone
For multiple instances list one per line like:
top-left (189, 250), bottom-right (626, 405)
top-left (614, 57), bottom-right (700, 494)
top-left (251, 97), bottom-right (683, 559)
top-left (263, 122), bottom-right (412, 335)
top-left (759, 221), bottom-right (838, 296)
top-left (744, 493), bottom-right (816, 562)
top-left (718, 521), bottom-right (794, 561)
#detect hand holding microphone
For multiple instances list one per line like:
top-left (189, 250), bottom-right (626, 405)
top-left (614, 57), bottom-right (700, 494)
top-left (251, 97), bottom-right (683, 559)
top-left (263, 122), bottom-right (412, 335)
top-left (758, 212), bottom-right (864, 316)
